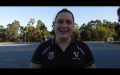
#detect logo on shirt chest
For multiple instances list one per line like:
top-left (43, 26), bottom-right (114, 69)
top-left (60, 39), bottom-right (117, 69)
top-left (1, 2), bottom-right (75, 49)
top-left (72, 52), bottom-right (81, 60)
top-left (48, 52), bottom-right (54, 60)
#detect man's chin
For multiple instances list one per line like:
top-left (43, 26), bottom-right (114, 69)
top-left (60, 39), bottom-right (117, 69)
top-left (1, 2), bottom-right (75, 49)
top-left (59, 36), bottom-right (69, 39)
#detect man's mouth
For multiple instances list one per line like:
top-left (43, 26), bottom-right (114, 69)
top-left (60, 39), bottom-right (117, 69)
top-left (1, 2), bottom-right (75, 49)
top-left (59, 29), bottom-right (69, 32)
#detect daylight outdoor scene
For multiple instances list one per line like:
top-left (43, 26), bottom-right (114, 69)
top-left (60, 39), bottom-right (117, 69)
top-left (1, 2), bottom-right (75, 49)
top-left (0, 6), bottom-right (120, 68)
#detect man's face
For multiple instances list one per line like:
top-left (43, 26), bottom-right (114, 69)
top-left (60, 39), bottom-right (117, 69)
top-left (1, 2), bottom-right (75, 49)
top-left (54, 12), bottom-right (74, 39)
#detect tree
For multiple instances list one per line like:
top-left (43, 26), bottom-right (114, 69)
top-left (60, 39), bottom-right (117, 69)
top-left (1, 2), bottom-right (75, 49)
top-left (36, 20), bottom-right (47, 31)
top-left (89, 28), bottom-right (98, 41)
top-left (79, 23), bottom-right (87, 31)
top-left (0, 25), bottom-right (4, 41)
top-left (25, 18), bottom-right (35, 42)
top-left (86, 30), bottom-right (91, 40)
top-left (0, 25), bottom-right (4, 36)
top-left (52, 21), bottom-right (55, 30)
top-left (95, 19), bottom-right (103, 28)
top-left (0, 25), bottom-right (4, 32)
top-left (5, 20), bottom-right (20, 41)
top-left (96, 27), bottom-right (108, 41)
top-left (12, 20), bottom-right (20, 40)
top-left (41, 30), bottom-right (51, 41)
top-left (72, 29), bottom-right (81, 40)
top-left (80, 30), bottom-right (91, 41)
top-left (19, 26), bottom-right (24, 38)
top-left (27, 18), bottom-right (35, 26)
top-left (102, 19), bottom-right (107, 27)
top-left (74, 23), bottom-right (79, 30)
top-left (41, 30), bottom-right (51, 36)
top-left (35, 31), bottom-right (43, 42)
top-left (2, 17), bottom-right (120, 41)
top-left (50, 29), bottom-right (55, 35)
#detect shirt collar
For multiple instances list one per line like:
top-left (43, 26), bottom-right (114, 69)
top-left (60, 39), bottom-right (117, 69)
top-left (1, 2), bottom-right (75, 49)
top-left (51, 36), bottom-right (74, 45)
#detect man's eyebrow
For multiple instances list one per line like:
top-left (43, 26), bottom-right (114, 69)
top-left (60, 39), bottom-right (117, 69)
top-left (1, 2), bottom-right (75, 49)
top-left (66, 20), bottom-right (72, 21)
top-left (57, 19), bottom-right (72, 21)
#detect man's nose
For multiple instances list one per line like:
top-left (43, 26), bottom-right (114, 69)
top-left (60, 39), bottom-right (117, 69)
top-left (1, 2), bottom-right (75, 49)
top-left (62, 21), bottom-right (67, 27)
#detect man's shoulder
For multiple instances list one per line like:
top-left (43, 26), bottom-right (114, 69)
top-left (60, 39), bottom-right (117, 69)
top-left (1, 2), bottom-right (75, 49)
top-left (74, 39), bottom-right (88, 49)
top-left (41, 39), bottom-right (52, 45)
top-left (74, 39), bottom-right (86, 45)
top-left (37, 39), bottom-right (52, 49)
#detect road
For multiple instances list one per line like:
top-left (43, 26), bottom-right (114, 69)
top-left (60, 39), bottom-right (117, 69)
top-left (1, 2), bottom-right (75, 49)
top-left (0, 43), bottom-right (120, 68)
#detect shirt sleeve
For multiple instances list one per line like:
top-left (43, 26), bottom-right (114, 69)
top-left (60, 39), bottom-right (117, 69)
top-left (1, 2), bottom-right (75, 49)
top-left (83, 43), bottom-right (95, 66)
top-left (31, 44), bottom-right (43, 64)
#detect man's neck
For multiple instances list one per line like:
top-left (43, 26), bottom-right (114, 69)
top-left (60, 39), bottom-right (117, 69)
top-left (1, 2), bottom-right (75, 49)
top-left (55, 36), bottom-right (71, 45)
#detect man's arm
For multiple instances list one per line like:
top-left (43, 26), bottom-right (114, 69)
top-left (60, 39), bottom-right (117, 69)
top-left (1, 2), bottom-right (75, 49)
top-left (81, 42), bottom-right (96, 69)
top-left (29, 62), bottom-right (41, 68)
top-left (85, 63), bottom-right (96, 69)
top-left (29, 43), bottom-right (43, 69)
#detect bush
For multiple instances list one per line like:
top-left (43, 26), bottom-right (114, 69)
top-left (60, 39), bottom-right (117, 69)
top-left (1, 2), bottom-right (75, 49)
top-left (0, 38), bottom-right (2, 42)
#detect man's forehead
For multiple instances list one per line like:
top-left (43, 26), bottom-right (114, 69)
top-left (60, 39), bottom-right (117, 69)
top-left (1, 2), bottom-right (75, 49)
top-left (57, 12), bottom-right (73, 20)
top-left (57, 19), bottom-right (72, 21)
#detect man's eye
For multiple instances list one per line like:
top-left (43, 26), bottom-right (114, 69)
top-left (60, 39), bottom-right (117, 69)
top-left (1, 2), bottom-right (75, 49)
top-left (57, 20), bottom-right (63, 24)
top-left (66, 21), bottom-right (72, 24)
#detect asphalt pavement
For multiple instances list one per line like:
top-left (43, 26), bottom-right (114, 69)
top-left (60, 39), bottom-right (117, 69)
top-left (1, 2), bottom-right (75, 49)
top-left (0, 43), bottom-right (120, 68)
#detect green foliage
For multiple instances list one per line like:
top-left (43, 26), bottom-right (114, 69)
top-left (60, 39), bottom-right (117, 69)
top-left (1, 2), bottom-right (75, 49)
top-left (36, 20), bottom-right (47, 31)
top-left (0, 38), bottom-right (2, 42)
top-left (35, 31), bottom-right (43, 42)
top-left (41, 30), bottom-right (51, 36)
top-left (5, 20), bottom-right (20, 41)
top-left (74, 23), bottom-right (79, 30)
top-left (50, 30), bottom-right (55, 35)
top-left (72, 29), bottom-right (81, 40)
top-left (1, 18), bottom-right (120, 42)
top-left (89, 28), bottom-right (98, 41)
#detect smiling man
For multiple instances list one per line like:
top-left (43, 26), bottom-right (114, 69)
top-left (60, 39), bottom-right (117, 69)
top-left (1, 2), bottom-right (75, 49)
top-left (29, 8), bottom-right (96, 69)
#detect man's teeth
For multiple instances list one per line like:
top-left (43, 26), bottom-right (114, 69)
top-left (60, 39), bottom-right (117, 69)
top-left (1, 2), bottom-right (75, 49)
top-left (60, 30), bottom-right (67, 32)
top-left (61, 30), bottom-right (65, 31)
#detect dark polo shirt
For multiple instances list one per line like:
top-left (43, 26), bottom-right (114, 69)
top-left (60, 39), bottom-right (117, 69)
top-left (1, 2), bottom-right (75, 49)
top-left (31, 37), bottom-right (95, 68)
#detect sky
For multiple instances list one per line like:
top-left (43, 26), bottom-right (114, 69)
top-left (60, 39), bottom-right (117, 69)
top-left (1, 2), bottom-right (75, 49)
top-left (0, 6), bottom-right (119, 31)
